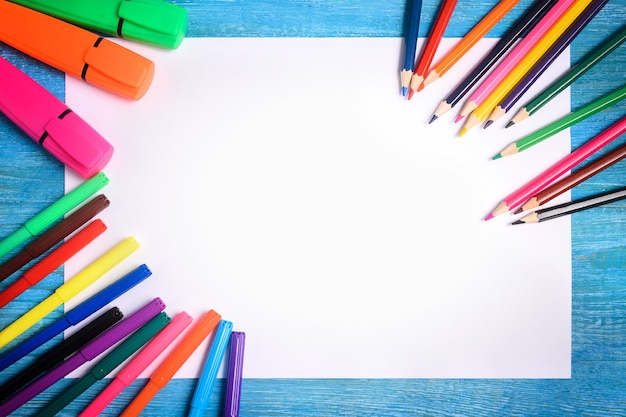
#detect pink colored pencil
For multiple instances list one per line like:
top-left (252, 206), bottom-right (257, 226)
top-left (485, 115), bottom-right (626, 220)
top-left (456, 0), bottom-right (574, 122)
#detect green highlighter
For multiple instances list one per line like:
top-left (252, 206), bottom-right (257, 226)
top-left (0, 172), bottom-right (109, 260)
top-left (34, 312), bottom-right (170, 417)
top-left (10, 0), bottom-right (187, 49)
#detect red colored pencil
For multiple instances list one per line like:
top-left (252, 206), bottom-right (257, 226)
top-left (484, 115), bottom-right (626, 220)
top-left (408, 0), bottom-right (458, 99)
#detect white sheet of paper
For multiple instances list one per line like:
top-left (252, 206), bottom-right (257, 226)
top-left (65, 38), bottom-right (572, 378)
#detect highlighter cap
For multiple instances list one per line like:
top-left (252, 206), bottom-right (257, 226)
top-left (44, 111), bottom-right (114, 178)
top-left (118, 0), bottom-right (188, 49)
top-left (83, 38), bottom-right (155, 100)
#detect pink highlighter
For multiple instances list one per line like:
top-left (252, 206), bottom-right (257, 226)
top-left (0, 55), bottom-right (113, 178)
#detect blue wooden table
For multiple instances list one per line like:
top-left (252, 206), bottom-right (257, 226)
top-left (1, 0), bottom-right (625, 415)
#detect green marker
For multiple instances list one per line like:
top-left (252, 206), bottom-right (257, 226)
top-left (0, 172), bottom-right (109, 259)
top-left (10, 0), bottom-right (187, 49)
top-left (34, 312), bottom-right (170, 417)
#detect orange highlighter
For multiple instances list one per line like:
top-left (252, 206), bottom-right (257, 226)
top-left (119, 310), bottom-right (222, 417)
top-left (0, 1), bottom-right (154, 100)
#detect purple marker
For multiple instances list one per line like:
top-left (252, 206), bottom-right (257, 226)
top-left (224, 331), bottom-right (246, 417)
top-left (0, 297), bottom-right (166, 415)
top-left (485, 0), bottom-right (610, 128)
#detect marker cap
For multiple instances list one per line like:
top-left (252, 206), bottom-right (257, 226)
top-left (118, 0), bottom-right (188, 49)
top-left (10, 0), bottom-right (187, 49)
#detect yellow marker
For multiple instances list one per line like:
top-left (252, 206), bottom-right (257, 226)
top-left (0, 237), bottom-right (139, 349)
top-left (459, 0), bottom-right (593, 136)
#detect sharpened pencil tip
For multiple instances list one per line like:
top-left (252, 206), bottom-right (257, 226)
top-left (458, 127), bottom-right (467, 137)
top-left (484, 213), bottom-right (494, 221)
top-left (483, 120), bottom-right (493, 129)
top-left (492, 153), bottom-right (502, 160)
top-left (505, 121), bottom-right (514, 129)
top-left (401, 86), bottom-right (408, 97)
top-left (513, 207), bottom-right (523, 214)
top-left (428, 115), bottom-right (438, 124)
top-left (407, 89), bottom-right (414, 100)
top-left (417, 83), bottom-right (425, 92)
top-left (454, 114), bottom-right (464, 124)
top-left (511, 220), bottom-right (523, 225)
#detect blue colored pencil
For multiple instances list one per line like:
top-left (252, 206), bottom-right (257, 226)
top-left (400, 0), bottom-right (423, 96)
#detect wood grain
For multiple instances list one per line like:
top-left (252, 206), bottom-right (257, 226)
top-left (0, 0), bottom-right (624, 415)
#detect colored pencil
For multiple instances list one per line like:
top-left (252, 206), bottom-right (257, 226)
top-left (456, 0), bottom-right (575, 122)
top-left (484, 115), bottom-right (626, 220)
top-left (407, 0), bottom-right (457, 99)
top-left (493, 84), bottom-right (626, 159)
top-left (429, 0), bottom-right (558, 123)
top-left (486, 0), bottom-right (609, 127)
top-left (519, 141), bottom-right (626, 213)
top-left (459, 0), bottom-right (594, 136)
top-left (512, 186), bottom-right (626, 224)
top-left (421, 0), bottom-right (522, 89)
top-left (400, 0), bottom-right (424, 96)
top-left (508, 23), bottom-right (626, 128)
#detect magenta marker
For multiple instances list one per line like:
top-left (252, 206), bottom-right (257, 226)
top-left (0, 297), bottom-right (166, 416)
top-left (0, 55), bottom-right (113, 178)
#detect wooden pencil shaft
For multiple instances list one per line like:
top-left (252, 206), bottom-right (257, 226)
top-left (535, 142), bottom-right (626, 206)
top-left (515, 84), bottom-right (626, 153)
top-left (525, 23), bottom-right (626, 117)
top-left (496, 0), bottom-right (609, 114)
top-left (537, 187), bottom-right (626, 221)
top-left (414, 0), bottom-right (457, 76)
top-left (428, 0), bottom-right (521, 78)
top-left (442, 0), bottom-right (557, 107)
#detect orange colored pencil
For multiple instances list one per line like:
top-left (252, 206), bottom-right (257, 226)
top-left (421, 0), bottom-right (521, 89)
top-left (408, 0), bottom-right (458, 99)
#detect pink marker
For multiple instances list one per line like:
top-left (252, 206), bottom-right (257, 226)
top-left (0, 55), bottom-right (113, 178)
top-left (79, 311), bottom-right (193, 417)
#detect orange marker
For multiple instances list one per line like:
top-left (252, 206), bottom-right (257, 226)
top-left (119, 310), bottom-right (222, 417)
top-left (0, 1), bottom-right (154, 100)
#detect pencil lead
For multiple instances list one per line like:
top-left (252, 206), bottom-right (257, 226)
top-left (458, 127), bottom-right (467, 137)
top-left (407, 89), bottom-right (415, 100)
top-left (454, 114), bottom-right (464, 124)
top-left (401, 86), bottom-right (408, 97)
top-left (505, 121), bottom-right (514, 129)
top-left (428, 115), bottom-right (438, 124)
top-left (492, 153), bottom-right (502, 160)
top-left (483, 212), bottom-right (494, 221)
top-left (417, 83), bottom-right (425, 92)
top-left (483, 120), bottom-right (493, 129)
top-left (511, 220), bottom-right (523, 225)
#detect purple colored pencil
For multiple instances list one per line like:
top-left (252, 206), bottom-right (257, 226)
top-left (224, 331), bottom-right (246, 417)
top-left (0, 298), bottom-right (165, 415)
top-left (484, 0), bottom-right (609, 127)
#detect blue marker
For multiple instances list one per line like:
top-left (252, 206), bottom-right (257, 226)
top-left (187, 319), bottom-right (233, 417)
top-left (0, 264), bottom-right (151, 371)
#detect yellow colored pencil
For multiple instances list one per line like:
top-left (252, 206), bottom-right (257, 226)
top-left (458, 0), bottom-right (593, 137)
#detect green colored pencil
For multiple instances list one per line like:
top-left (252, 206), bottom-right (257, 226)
top-left (493, 84), bottom-right (626, 159)
top-left (508, 23), bottom-right (626, 127)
